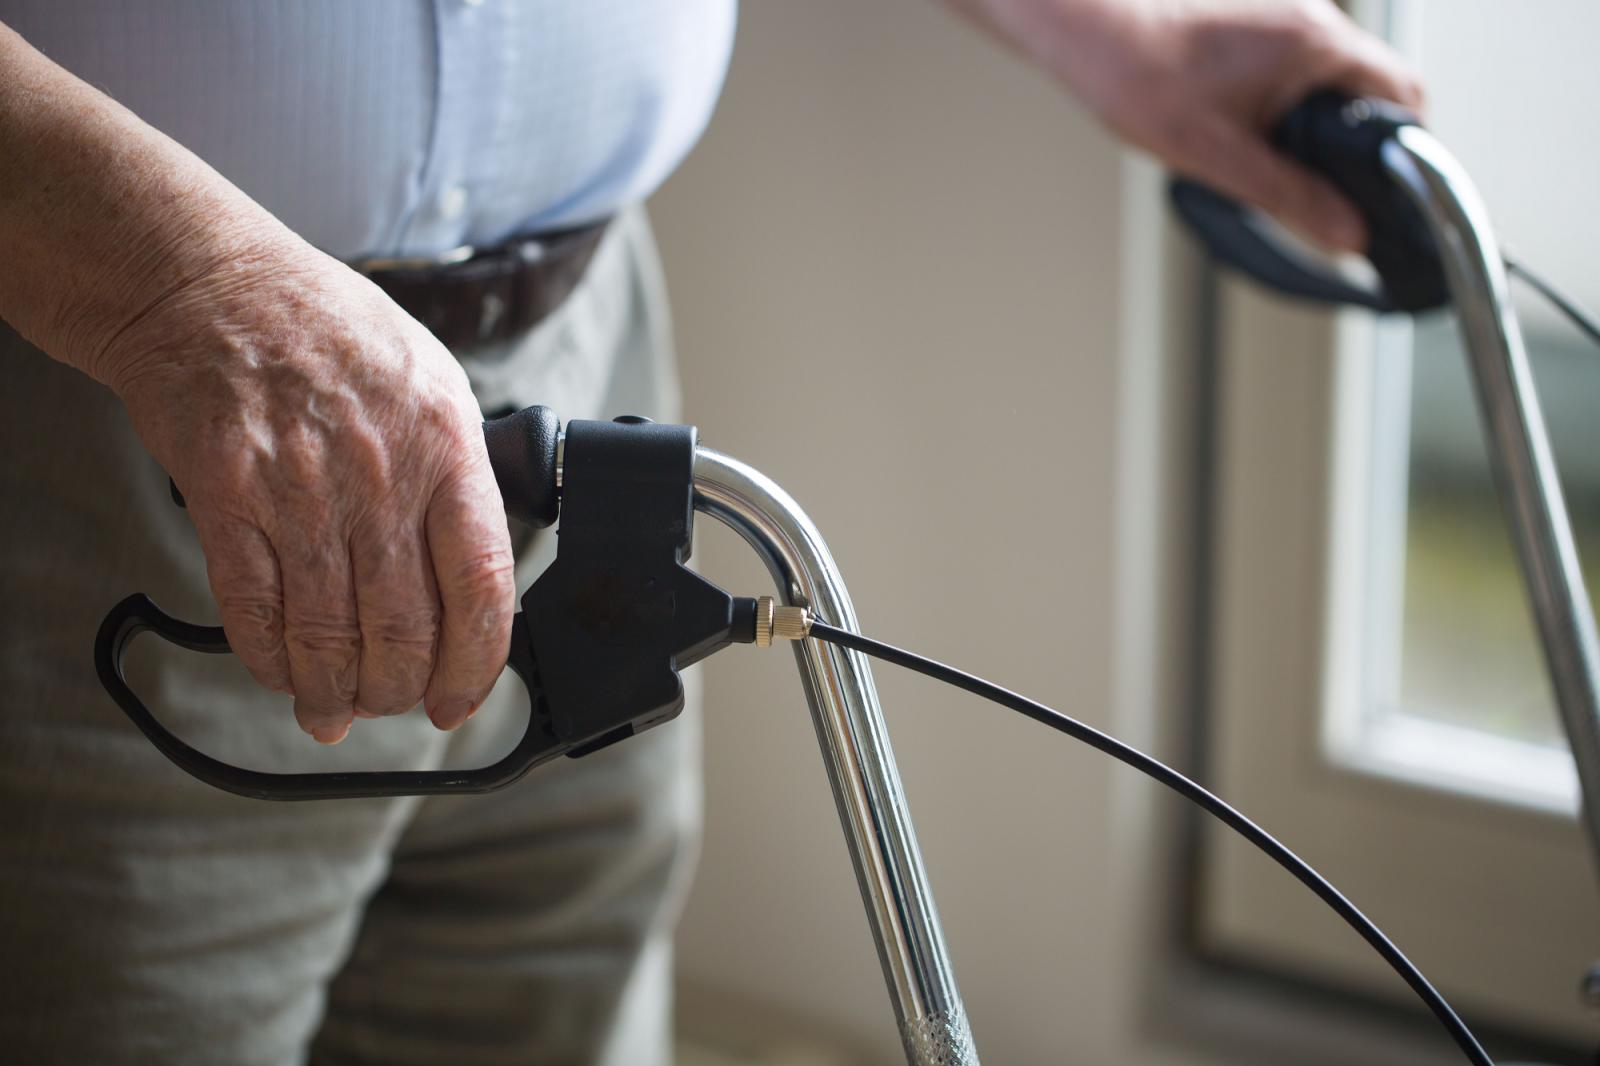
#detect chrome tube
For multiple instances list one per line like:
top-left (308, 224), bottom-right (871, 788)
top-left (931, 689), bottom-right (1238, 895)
top-left (692, 447), bottom-right (979, 1066)
top-left (1382, 126), bottom-right (1600, 866)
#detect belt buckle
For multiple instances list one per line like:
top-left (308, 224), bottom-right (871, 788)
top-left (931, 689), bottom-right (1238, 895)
top-left (351, 243), bottom-right (477, 276)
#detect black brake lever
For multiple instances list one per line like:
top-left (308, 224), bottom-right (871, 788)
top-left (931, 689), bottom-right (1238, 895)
top-left (1169, 89), bottom-right (1449, 314)
top-left (96, 406), bottom-right (756, 801)
top-left (95, 594), bottom-right (552, 799)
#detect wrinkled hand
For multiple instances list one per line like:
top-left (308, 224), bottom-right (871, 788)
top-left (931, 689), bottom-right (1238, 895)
top-left (954, 0), bottom-right (1425, 251)
top-left (102, 240), bottom-right (515, 744)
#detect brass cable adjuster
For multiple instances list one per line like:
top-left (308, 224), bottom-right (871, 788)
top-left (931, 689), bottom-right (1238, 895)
top-left (753, 595), bottom-right (813, 647)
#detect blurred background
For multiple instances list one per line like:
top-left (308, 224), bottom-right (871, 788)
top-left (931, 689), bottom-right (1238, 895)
top-left (647, 1), bottom-right (1600, 1063)
top-left (654, 1), bottom-right (1135, 1061)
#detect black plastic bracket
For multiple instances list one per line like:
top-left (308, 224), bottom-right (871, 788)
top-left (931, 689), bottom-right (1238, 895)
top-left (522, 416), bottom-right (750, 760)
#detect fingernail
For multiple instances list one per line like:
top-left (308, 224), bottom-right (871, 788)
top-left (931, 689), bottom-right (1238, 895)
top-left (312, 722), bottom-right (350, 745)
top-left (428, 700), bottom-right (473, 732)
top-left (353, 709), bottom-right (379, 719)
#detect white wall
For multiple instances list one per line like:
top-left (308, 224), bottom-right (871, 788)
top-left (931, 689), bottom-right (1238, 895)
top-left (649, 2), bottom-right (1159, 1062)
top-left (1402, 0), bottom-right (1600, 321)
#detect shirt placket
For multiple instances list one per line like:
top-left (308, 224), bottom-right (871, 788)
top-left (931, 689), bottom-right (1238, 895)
top-left (401, 0), bottom-right (511, 255)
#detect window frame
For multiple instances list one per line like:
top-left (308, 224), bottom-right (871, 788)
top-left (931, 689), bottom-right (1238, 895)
top-left (1194, 262), bottom-right (1600, 1039)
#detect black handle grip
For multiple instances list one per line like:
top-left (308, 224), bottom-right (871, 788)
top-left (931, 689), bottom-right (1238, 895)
top-left (1170, 90), bottom-right (1448, 313)
top-left (95, 593), bottom-right (562, 800)
top-left (483, 404), bottom-right (561, 528)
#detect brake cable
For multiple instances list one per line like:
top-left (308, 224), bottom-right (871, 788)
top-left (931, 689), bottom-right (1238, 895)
top-left (1505, 253), bottom-right (1600, 351)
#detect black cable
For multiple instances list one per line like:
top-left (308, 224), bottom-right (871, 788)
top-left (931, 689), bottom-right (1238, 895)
top-left (806, 619), bottom-right (1495, 1066)
top-left (1504, 254), bottom-right (1600, 351)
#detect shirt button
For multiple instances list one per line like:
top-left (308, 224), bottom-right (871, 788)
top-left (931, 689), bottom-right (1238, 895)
top-left (437, 184), bottom-right (469, 221)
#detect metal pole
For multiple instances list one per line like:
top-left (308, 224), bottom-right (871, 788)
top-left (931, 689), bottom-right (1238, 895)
top-left (691, 448), bottom-right (979, 1066)
top-left (1382, 126), bottom-right (1600, 869)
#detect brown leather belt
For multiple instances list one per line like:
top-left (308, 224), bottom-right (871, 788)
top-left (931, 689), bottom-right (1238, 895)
top-left (354, 221), bottom-right (609, 352)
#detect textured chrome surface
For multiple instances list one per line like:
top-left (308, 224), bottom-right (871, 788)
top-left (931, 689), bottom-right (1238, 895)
top-left (901, 1006), bottom-right (980, 1066)
top-left (693, 448), bottom-right (978, 1064)
top-left (1384, 126), bottom-right (1600, 868)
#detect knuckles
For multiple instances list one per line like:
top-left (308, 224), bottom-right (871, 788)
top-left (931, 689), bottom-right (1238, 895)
top-left (360, 606), bottom-right (442, 666)
top-left (218, 594), bottom-right (287, 657)
top-left (284, 615), bottom-right (363, 666)
top-left (446, 550), bottom-right (518, 621)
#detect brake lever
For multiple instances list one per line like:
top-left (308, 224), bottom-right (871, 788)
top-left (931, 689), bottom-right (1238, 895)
top-left (95, 594), bottom-right (554, 799)
top-left (95, 407), bottom-right (756, 801)
top-left (1169, 89), bottom-right (1449, 314)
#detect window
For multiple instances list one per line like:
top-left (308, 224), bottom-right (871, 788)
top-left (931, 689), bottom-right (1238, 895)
top-left (1195, 0), bottom-right (1600, 1048)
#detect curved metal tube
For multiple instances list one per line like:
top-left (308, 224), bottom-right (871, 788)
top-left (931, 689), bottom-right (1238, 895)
top-left (692, 447), bottom-right (979, 1066)
top-left (1383, 126), bottom-right (1600, 867)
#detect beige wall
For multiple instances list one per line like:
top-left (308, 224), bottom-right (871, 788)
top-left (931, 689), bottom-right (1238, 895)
top-left (649, 1), bottom-right (1144, 1062)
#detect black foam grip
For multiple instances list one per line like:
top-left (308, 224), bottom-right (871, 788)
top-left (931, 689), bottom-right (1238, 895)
top-left (483, 405), bottom-right (561, 528)
top-left (1274, 91), bottom-right (1446, 312)
top-left (1169, 179), bottom-right (1388, 310)
top-left (1169, 90), bottom-right (1448, 314)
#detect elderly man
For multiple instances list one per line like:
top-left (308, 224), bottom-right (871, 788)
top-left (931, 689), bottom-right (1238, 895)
top-left (0, 2), bottom-right (1420, 1063)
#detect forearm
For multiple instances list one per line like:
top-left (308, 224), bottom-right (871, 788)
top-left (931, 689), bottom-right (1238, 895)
top-left (0, 21), bottom-right (293, 388)
top-left (933, 0), bottom-right (1422, 251)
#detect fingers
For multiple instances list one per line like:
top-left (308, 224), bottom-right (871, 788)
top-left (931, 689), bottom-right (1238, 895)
top-left (279, 527), bottom-right (362, 745)
top-left (1172, 4), bottom-right (1426, 254)
top-left (422, 461), bottom-right (516, 732)
top-left (191, 452), bottom-right (509, 744)
top-left (1173, 111), bottom-right (1368, 252)
top-left (202, 505), bottom-right (364, 744)
top-left (1318, 12), bottom-right (1427, 115)
top-left (194, 512), bottom-right (292, 695)
top-left (351, 522), bottom-right (439, 718)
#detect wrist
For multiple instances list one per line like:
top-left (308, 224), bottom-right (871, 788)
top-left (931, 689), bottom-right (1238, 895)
top-left (0, 24), bottom-right (305, 388)
top-left (80, 212), bottom-right (297, 396)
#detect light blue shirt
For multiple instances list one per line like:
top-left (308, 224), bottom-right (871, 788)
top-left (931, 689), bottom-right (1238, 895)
top-left (3, 1), bottom-right (736, 259)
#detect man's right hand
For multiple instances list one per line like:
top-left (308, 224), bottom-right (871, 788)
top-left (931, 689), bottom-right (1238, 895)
top-left (106, 242), bottom-right (517, 745)
top-left (0, 22), bottom-right (515, 744)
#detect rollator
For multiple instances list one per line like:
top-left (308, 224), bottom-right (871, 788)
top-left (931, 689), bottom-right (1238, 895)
top-left (96, 93), bottom-right (1600, 1066)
